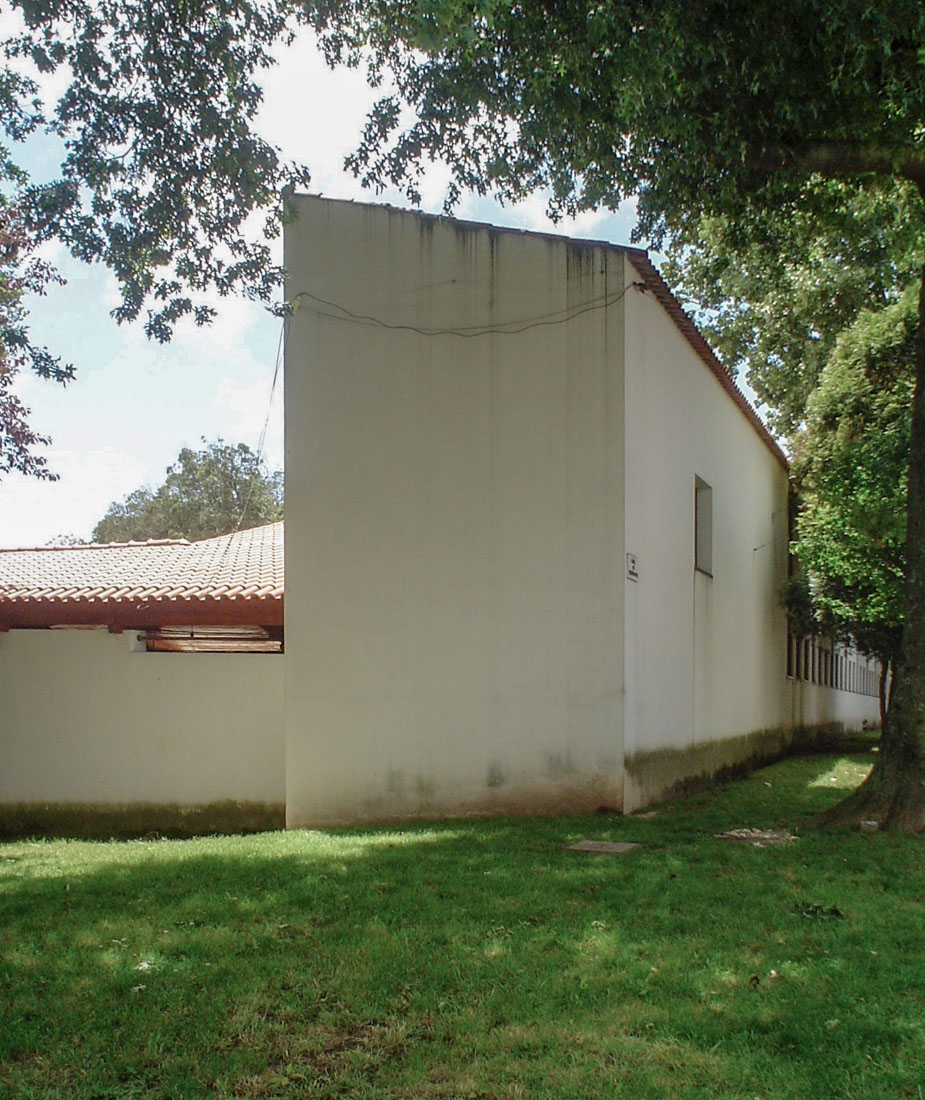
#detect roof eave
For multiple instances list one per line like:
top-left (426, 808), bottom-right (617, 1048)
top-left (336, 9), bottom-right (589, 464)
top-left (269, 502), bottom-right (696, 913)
top-left (624, 251), bottom-right (788, 472)
top-left (0, 597), bottom-right (284, 631)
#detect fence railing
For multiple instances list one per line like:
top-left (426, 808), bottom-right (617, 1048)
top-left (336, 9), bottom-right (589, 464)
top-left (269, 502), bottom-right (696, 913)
top-left (786, 634), bottom-right (879, 698)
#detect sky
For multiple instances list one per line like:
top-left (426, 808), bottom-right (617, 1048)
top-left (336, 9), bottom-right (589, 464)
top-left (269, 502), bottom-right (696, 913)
top-left (1, 29), bottom-right (642, 547)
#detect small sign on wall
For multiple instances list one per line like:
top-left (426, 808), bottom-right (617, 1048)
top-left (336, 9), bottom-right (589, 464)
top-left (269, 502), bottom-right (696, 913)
top-left (626, 552), bottom-right (639, 581)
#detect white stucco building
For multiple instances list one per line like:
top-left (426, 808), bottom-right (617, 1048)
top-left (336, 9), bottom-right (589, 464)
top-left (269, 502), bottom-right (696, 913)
top-left (282, 196), bottom-right (879, 826)
top-left (0, 197), bottom-right (880, 834)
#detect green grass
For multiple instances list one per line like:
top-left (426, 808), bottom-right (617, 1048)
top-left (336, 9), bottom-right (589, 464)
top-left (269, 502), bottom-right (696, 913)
top-left (2, 746), bottom-right (924, 1098)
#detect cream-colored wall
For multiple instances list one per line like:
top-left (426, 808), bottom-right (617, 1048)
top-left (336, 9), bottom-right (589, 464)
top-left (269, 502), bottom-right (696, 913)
top-left (0, 629), bottom-right (284, 805)
top-left (284, 197), bottom-right (625, 825)
top-left (789, 675), bottom-right (881, 731)
top-left (621, 264), bottom-right (879, 809)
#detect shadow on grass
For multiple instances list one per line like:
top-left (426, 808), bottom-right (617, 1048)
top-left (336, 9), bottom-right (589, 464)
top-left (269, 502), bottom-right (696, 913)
top-left (2, 758), bottom-right (924, 1099)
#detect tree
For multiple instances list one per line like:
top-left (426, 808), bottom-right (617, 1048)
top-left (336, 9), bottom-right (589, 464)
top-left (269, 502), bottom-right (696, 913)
top-left (304, 1), bottom-right (925, 829)
top-left (1, 195), bottom-right (68, 478)
top-left (93, 439), bottom-right (283, 543)
top-left (0, 0), bottom-right (310, 474)
top-left (662, 179), bottom-right (924, 436)
top-left (786, 290), bottom-right (917, 723)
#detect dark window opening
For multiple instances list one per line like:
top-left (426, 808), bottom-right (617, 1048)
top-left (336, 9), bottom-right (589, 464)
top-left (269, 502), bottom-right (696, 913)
top-left (694, 476), bottom-right (713, 576)
top-left (141, 625), bottom-right (283, 653)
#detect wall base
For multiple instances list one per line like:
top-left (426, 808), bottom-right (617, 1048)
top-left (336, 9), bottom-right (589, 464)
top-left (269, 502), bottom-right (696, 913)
top-left (623, 723), bottom-right (847, 813)
top-left (286, 770), bottom-right (623, 829)
top-left (0, 801), bottom-right (285, 841)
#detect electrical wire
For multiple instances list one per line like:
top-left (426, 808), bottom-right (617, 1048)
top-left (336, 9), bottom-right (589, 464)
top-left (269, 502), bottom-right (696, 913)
top-left (204, 309), bottom-right (286, 590)
top-left (231, 315), bottom-right (285, 535)
top-left (209, 275), bottom-right (639, 577)
top-left (292, 281), bottom-right (642, 339)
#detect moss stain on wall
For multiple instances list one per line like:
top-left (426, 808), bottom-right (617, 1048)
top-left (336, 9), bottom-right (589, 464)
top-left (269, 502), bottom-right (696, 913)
top-left (624, 723), bottom-right (847, 812)
top-left (0, 801), bottom-right (285, 841)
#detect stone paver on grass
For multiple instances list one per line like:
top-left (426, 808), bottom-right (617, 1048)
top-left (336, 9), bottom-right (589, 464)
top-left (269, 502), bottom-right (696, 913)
top-left (566, 839), bottom-right (643, 855)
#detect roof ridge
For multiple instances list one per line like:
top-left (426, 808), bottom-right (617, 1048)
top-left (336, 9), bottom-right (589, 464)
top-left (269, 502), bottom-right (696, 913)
top-left (193, 520), bottom-right (283, 546)
top-left (0, 538), bottom-right (191, 553)
top-left (1, 521), bottom-right (283, 555)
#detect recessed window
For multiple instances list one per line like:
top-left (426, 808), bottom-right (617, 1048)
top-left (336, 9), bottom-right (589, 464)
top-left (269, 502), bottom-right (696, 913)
top-left (694, 477), bottom-right (713, 576)
top-left (141, 626), bottom-right (283, 653)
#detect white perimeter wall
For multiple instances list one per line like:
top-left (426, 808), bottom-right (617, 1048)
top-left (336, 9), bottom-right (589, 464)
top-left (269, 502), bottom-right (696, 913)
top-left (0, 629), bottom-right (284, 805)
top-left (621, 261), bottom-right (879, 808)
top-left (284, 197), bottom-right (625, 825)
top-left (791, 676), bottom-right (881, 731)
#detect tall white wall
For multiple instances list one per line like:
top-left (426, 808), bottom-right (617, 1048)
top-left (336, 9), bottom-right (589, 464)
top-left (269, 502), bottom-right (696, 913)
top-left (622, 263), bottom-right (790, 756)
top-left (621, 264), bottom-right (879, 808)
top-left (284, 197), bottom-right (626, 825)
top-left (0, 629), bottom-right (284, 806)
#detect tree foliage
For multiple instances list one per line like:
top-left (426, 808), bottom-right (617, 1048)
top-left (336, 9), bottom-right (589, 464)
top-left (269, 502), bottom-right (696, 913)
top-left (790, 289), bottom-right (917, 679)
top-left (92, 438), bottom-right (283, 543)
top-left (0, 0), bottom-right (310, 475)
top-left (310, 1), bottom-right (925, 228)
top-left (664, 180), bottom-right (924, 436)
top-left (3, 0), bottom-right (309, 338)
top-left (4, 1), bottom-right (924, 475)
top-left (0, 195), bottom-right (68, 478)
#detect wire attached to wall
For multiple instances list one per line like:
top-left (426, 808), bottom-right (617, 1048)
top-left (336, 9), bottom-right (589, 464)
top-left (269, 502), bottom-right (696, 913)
top-left (208, 275), bottom-right (644, 578)
top-left (292, 281), bottom-right (646, 339)
top-left (230, 315), bottom-right (286, 536)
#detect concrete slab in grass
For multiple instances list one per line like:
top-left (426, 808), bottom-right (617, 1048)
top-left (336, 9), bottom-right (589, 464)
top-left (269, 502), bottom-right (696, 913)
top-left (567, 840), bottom-right (642, 855)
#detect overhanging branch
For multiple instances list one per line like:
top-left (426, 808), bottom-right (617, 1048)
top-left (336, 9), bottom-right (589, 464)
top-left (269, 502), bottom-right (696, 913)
top-left (746, 142), bottom-right (925, 185)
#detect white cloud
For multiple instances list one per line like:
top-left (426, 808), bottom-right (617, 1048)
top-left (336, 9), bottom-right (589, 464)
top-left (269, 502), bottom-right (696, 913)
top-left (260, 31), bottom-right (458, 212)
top-left (216, 376), bottom-right (284, 472)
top-left (0, 447), bottom-right (149, 547)
top-left (260, 34), bottom-right (378, 194)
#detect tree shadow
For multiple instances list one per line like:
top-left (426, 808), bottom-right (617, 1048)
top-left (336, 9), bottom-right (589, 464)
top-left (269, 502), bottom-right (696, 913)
top-left (2, 789), bottom-right (922, 1098)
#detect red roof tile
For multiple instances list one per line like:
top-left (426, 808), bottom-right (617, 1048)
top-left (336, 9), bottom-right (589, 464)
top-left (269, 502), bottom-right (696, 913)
top-left (0, 522), bottom-right (283, 628)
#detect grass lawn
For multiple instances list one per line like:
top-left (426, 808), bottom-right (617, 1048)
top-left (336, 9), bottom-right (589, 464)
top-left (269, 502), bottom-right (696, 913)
top-left (2, 744), bottom-right (924, 1099)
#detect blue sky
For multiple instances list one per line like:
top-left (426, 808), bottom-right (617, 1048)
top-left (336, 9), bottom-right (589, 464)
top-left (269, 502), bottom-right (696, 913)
top-left (1, 29), bottom-right (644, 546)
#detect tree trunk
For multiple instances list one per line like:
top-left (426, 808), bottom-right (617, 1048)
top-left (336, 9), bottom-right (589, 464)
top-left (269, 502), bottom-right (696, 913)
top-left (878, 660), bottom-right (889, 728)
top-left (820, 251), bottom-right (925, 831)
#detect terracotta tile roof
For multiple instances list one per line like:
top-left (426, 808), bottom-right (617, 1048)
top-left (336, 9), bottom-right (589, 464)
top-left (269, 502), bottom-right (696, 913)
top-left (0, 522), bottom-right (283, 629)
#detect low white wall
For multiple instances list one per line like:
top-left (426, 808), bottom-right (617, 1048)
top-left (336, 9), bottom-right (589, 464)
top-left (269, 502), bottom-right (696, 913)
top-left (0, 629), bottom-right (284, 806)
top-left (789, 678), bottom-right (880, 732)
